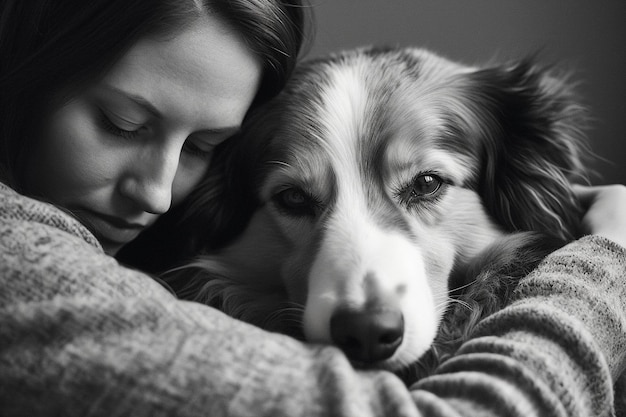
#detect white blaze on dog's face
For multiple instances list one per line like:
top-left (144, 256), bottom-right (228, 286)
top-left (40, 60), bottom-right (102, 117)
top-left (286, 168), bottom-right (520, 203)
top-left (247, 49), bottom-right (504, 369)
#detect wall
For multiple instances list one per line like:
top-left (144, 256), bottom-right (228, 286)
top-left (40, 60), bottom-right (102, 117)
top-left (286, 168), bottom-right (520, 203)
top-left (306, 0), bottom-right (625, 184)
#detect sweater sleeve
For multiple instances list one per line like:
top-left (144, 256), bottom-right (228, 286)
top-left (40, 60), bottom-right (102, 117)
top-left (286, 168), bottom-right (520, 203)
top-left (411, 235), bottom-right (626, 416)
top-left (1, 185), bottom-right (625, 417)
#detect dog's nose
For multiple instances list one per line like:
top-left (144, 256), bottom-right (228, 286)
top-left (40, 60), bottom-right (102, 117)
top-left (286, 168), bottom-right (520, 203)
top-left (330, 307), bottom-right (404, 363)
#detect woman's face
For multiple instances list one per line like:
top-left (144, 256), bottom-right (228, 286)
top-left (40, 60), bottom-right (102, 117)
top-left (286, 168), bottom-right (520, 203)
top-left (25, 17), bottom-right (262, 255)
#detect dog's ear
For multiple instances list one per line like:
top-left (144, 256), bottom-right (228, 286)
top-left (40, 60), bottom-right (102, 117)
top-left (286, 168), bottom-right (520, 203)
top-left (466, 59), bottom-right (589, 240)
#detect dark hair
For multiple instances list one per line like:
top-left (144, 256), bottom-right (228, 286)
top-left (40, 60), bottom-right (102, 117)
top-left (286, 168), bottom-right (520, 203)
top-left (0, 0), bottom-right (308, 190)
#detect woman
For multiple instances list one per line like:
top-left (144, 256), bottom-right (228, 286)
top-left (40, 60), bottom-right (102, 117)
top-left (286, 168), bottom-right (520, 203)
top-left (0, 0), bottom-right (304, 256)
top-left (1, 1), bottom-right (625, 416)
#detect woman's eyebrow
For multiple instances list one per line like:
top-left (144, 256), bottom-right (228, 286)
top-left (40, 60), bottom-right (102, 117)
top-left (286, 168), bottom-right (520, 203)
top-left (102, 85), bottom-right (162, 118)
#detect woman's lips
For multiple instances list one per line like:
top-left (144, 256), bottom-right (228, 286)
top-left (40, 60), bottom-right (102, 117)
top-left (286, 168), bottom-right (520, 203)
top-left (80, 211), bottom-right (146, 244)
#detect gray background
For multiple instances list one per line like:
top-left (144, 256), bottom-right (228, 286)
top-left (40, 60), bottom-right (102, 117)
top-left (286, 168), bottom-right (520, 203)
top-left (306, 0), bottom-right (625, 184)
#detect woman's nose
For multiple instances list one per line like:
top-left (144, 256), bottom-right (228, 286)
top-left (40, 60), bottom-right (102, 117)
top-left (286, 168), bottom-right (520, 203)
top-left (119, 144), bottom-right (181, 214)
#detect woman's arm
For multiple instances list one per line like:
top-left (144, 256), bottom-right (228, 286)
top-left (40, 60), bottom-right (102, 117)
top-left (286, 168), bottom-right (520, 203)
top-left (412, 234), bottom-right (625, 416)
top-left (2, 183), bottom-right (624, 416)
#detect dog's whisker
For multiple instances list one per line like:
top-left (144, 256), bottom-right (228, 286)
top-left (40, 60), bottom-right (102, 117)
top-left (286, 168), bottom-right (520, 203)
top-left (447, 298), bottom-right (473, 312)
top-left (447, 279), bottom-right (478, 294)
top-left (266, 160), bottom-right (292, 169)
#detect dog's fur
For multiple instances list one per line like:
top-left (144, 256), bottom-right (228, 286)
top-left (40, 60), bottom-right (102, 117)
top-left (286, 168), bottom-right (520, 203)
top-left (167, 47), bottom-right (588, 377)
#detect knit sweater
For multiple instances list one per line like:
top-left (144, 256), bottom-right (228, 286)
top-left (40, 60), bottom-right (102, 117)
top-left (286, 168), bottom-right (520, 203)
top-left (1, 180), bottom-right (625, 417)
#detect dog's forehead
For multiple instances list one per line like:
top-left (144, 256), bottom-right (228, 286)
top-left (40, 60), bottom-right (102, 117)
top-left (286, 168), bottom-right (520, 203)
top-left (254, 47), bottom-right (483, 238)
top-left (265, 48), bottom-right (478, 185)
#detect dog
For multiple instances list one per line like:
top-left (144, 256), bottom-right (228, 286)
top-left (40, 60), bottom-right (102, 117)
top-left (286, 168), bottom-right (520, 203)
top-left (167, 46), bottom-right (588, 377)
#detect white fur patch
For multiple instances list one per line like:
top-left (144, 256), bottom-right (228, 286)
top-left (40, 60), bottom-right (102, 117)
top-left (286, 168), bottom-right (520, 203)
top-left (298, 61), bottom-right (446, 366)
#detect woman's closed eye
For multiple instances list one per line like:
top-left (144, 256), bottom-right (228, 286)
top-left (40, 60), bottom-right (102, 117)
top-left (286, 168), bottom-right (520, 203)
top-left (101, 114), bottom-right (213, 160)
top-left (183, 131), bottom-right (234, 160)
top-left (98, 101), bottom-right (228, 161)
top-left (183, 141), bottom-right (213, 159)
top-left (99, 108), bottom-right (143, 140)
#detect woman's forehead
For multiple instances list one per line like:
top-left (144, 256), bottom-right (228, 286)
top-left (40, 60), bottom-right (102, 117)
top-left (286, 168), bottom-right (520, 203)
top-left (100, 18), bottom-right (263, 133)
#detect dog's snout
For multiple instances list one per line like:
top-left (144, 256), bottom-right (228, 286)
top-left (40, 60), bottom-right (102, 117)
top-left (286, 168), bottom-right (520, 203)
top-left (330, 307), bottom-right (404, 363)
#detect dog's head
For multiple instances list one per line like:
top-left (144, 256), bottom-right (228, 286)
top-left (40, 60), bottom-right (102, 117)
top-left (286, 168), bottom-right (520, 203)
top-left (180, 47), bottom-right (588, 370)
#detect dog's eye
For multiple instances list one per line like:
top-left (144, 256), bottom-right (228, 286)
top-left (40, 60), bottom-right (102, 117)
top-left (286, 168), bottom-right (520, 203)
top-left (396, 173), bottom-right (444, 206)
top-left (413, 174), bottom-right (442, 196)
top-left (273, 188), bottom-right (318, 217)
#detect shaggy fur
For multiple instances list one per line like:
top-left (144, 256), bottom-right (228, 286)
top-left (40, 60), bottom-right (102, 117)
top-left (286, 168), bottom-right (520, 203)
top-left (167, 47), bottom-right (589, 379)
